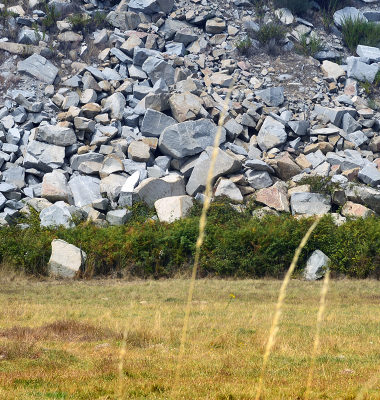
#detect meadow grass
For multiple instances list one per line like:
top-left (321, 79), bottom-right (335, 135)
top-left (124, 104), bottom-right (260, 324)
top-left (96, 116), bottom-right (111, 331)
top-left (0, 276), bottom-right (380, 399)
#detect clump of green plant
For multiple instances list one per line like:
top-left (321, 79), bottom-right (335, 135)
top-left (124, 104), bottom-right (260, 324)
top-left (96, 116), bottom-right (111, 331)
top-left (253, 0), bottom-right (268, 23)
top-left (367, 98), bottom-right (379, 111)
top-left (273, 0), bottom-right (312, 15)
top-left (42, 4), bottom-right (60, 30)
top-left (0, 9), bottom-right (17, 24)
top-left (256, 22), bottom-right (287, 45)
top-left (67, 11), bottom-right (90, 31)
top-left (298, 32), bottom-right (324, 56)
top-left (341, 16), bottom-right (380, 54)
top-left (235, 36), bottom-right (252, 54)
top-left (359, 78), bottom-right (372, 96)
top-left (298, 175), bottom-right (342, 196)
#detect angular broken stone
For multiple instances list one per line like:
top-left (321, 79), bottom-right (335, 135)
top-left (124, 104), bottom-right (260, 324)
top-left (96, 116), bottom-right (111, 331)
top-left (257, 115), bottom-right (287, 151)
top-left (186, 148), bottom-right (241, 196)
top-left (255, 87), bottom-right (284, 107)
top-left (214, 178), bottom-right (243, 202)
top-left (17, 53), bottom-right (59, 85)
top-left (290, 192), bottom-right (331, 216)
top-left (140, 109), bottom-right (177, 138)
top-left (155, 195), bottom-right (193, 223)
top-left (99, 155), bottom-right (124, 179)
top-left (159, 119), bottom-right (226, 159)
top-left (133, 175), bottom-right (186, 206)
top-left (49, 239), bottom-right (86, 277)
top-left (169, 92), bottom-right (203, 123)
top-left (41, 170), bottom-right (74, 204)
top-left (304, 250), bottom-right (330, 281)
top-left (69, 175), bottom-right (101, 207)
top-left (36, 124), bottom-right (77, 146)
top-left (255, 184), bottom-right (290, 212)
top-left (40, 201), bottom-right (74, 229)
top-left (23, 140), bottom-right (65, 172)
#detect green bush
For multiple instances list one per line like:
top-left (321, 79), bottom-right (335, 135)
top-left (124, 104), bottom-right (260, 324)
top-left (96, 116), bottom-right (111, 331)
top-left (42, 4), bottom-right (61, 30)
top-left (341, 16), bottom-right (380, 54)
top-left (297, 33), bottom-right (324, 56)
top-left (273, 0), bottom-right (312, 15)
top-left (298, 176), bottom-right (342, 196)
top-left (235, 36), bottom-right (252, 54)
top-left (2, 202), bottom-right (380, 279)
top-left (256, 22), bottom-right (287, 45)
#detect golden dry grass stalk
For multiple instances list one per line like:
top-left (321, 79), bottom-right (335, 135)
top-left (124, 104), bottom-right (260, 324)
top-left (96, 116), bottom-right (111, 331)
top-left (254, 217), bottom-right (320, 400)
top-left (172, 75), bottom-right (237, 396)
top-left (304, 269), bottom-right (330, 400)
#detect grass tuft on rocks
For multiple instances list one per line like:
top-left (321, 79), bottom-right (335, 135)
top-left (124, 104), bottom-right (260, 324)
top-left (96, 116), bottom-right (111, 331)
top-left (341, 16), bottom-right (380, 54)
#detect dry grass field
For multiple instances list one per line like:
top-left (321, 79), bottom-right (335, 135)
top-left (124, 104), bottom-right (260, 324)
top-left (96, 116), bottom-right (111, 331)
top-left (0, 274), bottom-right (379, 400)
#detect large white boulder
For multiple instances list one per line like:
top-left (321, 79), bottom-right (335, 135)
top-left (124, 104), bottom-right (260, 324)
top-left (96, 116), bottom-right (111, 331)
top-left (154, 195), bottom-right (193, 223)
top-left (49, 239), bottom-right (87, 277)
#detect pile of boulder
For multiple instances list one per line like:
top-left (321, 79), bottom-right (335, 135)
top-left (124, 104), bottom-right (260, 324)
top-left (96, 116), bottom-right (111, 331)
top-left (1, 0), bottom-right (380, 230)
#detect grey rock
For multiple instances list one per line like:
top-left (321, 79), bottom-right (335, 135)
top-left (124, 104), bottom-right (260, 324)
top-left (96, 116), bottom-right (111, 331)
top-left (290, 192), bottom-right (331, 215)
top-left (69, 175), bottom-right (101, 207)
top-left (106, 209), bottom-right (132, 225)
top-left (142, 56), bottom-right (175, 86)
top-left (133, 48), bottom-right (162, 66)
top-left (165, 42), bottom-right (186, 56)
top-left (347, 131), bottom-right (368, 148)
top-left (347, 57), bottom-right (379, 83)
top-left (23, 141), bottom-right (65, 172)
top-left (358, 164), bottom-right (380, 186)
top-left (334, 7), bottom-right (366, 29)
top-left (40, 201), bottom-right (74, 228)
top-left (288, 120), bottom-right (310, 136)
top-left (245, 159), bottom-right (275, 173)
top-left (133, 174), bottom-right (186, 206)
top-left (257, 115), bottom-right (287, 151)
top-left (141, 109), bottom-right (177, 138)
top-left (245, 170), bottom-right (273, 189)
top-left (103, 92), bottom-right (126, 120)
top-left (102, 67), bottom-right (122, 81)
top-left (128, 0), bottom-right (174, 14)
top-left (224, 118), bottom-right (244, 140)
top-left (305, 150), bottom-right (326, 168)
top-left (36, 124), bottom-right (77, 146)
top-left (85, 66), bottom-right (105, 81)
top-left (174, 28), bottom-right (198, 46)
top-left (255, 87), bottom-right (284, 107)
top-left (304, 250), bottom-right (330, 281)
top-left (49, 239), bottom-right (86, 277)
top-left (186, 148), bottom-right (241, 196)
top-left (2, 166), bottom-right (25, 189)
top-left (215, 179), bottom-right (243, 202)
top-left (159, 119), bottom-right (226, 159)
top-left (110, 47), bottom-right (133, 64)
top-left (100, 173), bottom-right (128, 202)
top-left (356, 45), bottom-right (380, 62)
top-left (314, 105), bottom-right (356, 127)
top-left (159, 19), bottom-right (191, 41)
top-left (17, 54), bottom-right (58, 85)
top-left (70, 153), bottom-right (105, 170)
top-left (342, 113), bottom-right (361, 134)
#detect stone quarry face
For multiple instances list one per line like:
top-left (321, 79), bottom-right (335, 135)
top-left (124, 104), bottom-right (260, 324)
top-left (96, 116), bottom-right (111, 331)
top-left (2, 0), bottom-right (380, 280)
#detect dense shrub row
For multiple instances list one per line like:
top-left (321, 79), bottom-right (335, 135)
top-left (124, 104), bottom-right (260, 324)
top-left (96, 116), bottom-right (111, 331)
top-left (1, 201), bottom-right (380, 279)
